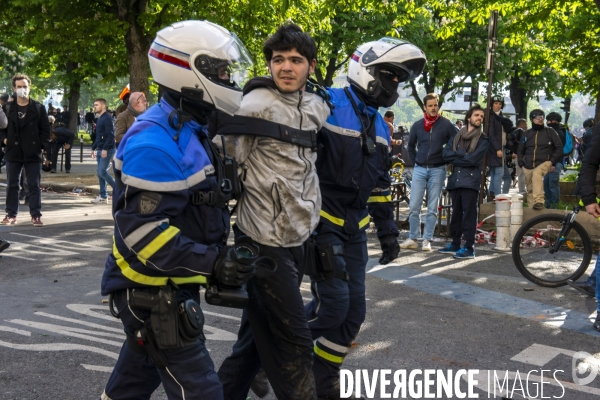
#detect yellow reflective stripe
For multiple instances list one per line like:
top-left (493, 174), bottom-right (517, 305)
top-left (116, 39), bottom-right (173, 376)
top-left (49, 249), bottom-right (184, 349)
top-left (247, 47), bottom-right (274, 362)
top-left (314, 344), bottom-right (344, 364)
top-left (137, 226), bottom-right (180, 264)
top-left (321, 210), bottom-right (371, 229)
top-left (359, 215), bottom-right (371, 229)
top-left (113, 237), bottom-right (207, 286)
top-left (367, 195), bottom-right (392, 203)
top-left (320, 209), bottom-right (344, 227)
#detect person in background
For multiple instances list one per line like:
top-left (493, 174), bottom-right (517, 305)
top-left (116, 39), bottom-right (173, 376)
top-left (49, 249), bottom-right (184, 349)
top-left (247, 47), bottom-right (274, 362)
top-left (439, 104), bottom-right (489, 259)
top-left (90, 98), bottom-right (115, 204)
top-left (114, 91), bottom-right (147, 147)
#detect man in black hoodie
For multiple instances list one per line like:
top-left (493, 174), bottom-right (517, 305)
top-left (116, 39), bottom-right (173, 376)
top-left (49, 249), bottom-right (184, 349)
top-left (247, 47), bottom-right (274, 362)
top-left (0, 73), bottom-right (50, 226)
top-left (517, 109), bottom-right (563, 210)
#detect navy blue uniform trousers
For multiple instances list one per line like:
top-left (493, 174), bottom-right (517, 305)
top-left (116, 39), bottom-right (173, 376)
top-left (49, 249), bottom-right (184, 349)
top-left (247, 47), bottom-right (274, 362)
top-left (305, 223), bottom-right (368, 395)
top-left (103, 289), bottom-right (222, 400)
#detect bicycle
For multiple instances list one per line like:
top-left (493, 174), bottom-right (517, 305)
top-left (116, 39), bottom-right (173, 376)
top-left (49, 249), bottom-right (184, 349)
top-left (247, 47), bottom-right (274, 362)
top-left (511, 203), bottom-right (594, 287)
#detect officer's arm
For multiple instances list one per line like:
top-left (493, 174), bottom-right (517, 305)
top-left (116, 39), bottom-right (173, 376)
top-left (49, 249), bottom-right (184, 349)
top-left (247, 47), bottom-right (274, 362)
top-left (115, 148), bottom-right (220, 277)
top-left (578, 123), bottom-right (600, 206)
top-left (367, 144), bottom-right (398, 240)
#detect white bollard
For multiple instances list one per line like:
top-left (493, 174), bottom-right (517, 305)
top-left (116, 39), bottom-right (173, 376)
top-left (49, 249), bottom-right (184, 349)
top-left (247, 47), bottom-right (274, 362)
top-left (510, 193), bottom-right (524, 243)
top-left (494, 194), bottom-right (512, 251)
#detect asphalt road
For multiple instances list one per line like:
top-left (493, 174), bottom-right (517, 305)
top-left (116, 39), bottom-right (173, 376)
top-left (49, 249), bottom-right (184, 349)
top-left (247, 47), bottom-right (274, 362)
top-left (0, 189), bottom-right (599, 399)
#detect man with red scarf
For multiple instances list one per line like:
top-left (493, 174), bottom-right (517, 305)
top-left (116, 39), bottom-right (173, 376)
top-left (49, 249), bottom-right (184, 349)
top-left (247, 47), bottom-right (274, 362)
top-left (403, 93), bottom-right (457, 251)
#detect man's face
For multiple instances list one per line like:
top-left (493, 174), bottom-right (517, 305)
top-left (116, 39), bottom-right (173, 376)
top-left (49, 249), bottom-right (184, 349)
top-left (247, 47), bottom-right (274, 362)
top-left (423, 99), bottom-right (439, 118)
top-left (492, 101), bottom-right (503, 113)
top-left (456, 121), bottom-right (463, 128)
top-left (468, 110), bottom-right (484, 128)
top-left (14, 79), bottom-right (30, 99)
top-left (130, 93), bottom-right (148, 113)
top-left (384, 115), bottom-right (394, 124)
top-left (93, 101), bottom-right (105, 113)
top-left (532, 115), bottom-right (544, 124)
top-left (547, 119), bottom-right (559, 126)
top-left (268, 48), bottom-right (315, 94)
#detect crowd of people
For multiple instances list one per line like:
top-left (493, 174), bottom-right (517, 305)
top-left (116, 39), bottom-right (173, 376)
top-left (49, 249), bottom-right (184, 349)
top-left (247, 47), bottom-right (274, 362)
top-left (1, 17), bottom-right (599, 400)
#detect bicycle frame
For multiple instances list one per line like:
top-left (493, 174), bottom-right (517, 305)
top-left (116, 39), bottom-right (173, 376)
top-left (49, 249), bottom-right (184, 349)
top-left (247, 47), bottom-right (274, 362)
top-left (548, 205), bottom-right (580, 254)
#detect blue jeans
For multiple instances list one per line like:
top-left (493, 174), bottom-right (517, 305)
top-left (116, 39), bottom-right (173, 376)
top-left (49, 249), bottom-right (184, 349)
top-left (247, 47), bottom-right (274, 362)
top-left (585, 256), bottom-right (599, 312)
top-left (408, 165), bottom-right (446, 240)
top-left (543, 162), bottom-right (561, 208)
top-left (489, 166), bottom-right (504, 196)
top-left (501, 165), bottom-right (512, 194)
top-left (96, 148), bottom-right (115, 198)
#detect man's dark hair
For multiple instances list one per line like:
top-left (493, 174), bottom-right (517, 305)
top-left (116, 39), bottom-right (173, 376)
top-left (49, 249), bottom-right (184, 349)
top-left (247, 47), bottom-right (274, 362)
top-left (516, 118), bottom-right (527, 128)
top-left (422, 93), bottom-right (439, 106)
top-left (263, 23), bottom-right (317, 63)
top-left (465, 104), bottom-right (484, 125)
top-left (12, 73), bottom-right (31, 88)
top-left (384, 110), bottom-right (394, 118)
top-left (94, 98), bottom-right (107, 107)
top-left (456, 119), bottom-right (462, 124)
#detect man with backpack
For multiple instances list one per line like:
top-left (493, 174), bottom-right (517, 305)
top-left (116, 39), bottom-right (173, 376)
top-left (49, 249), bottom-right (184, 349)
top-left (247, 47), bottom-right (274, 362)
top-left (544, 111), bottom-right (570, 208)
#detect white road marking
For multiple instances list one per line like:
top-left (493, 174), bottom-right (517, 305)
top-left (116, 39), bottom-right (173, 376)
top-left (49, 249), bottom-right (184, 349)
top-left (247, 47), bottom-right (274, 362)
top-left (66, 304), bottom-right (115, 322)
top-left (6, 319), bottom-right (124, 345)
top-left (9, 233), bottom-right (110, 251)
top-left (0, 325), bottom-right (31, 336)
top-left (81, 364), bottom-right (113, 373)
top-left (512, 343), bottom-right (600, 368)
top-left (203, 310), bottom-right (241, 321)
top-left (35, 312), bottom-right (123, 333)
top-left (0, 339), bottom-right (119, 359)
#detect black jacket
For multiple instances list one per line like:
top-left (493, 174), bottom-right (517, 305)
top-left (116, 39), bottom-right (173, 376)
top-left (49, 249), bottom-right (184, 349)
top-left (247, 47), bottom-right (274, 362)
top-left (443, 133), bottom-right (490, 191)
top-left (407, 116), bottom-right (456, 167)
top-left (0, 99), bottom-right (50, 162)
top-left (517, 127), bottom-right (563, 169)
top-left (486, 111), bottom-right (514, 168)
top-left (578, 122), bottom-right (600, 206)
top-left (52, 126), bottom-right (75, 146)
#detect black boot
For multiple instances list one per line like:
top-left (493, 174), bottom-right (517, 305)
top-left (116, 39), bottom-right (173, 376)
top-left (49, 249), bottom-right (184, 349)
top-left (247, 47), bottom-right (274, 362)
top-left (250, 368), bottom-right (270, 398)
top-left (594, 314), bottom-right (600, 332)
top-left (0, 240), bottom-right (10, 253)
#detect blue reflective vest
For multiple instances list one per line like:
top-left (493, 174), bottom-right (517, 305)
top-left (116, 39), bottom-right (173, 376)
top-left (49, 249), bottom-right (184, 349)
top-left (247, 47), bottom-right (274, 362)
top-left (101, 99), bottom-right (229, 295)
top-left (317, 86), bottom-right (393, 235)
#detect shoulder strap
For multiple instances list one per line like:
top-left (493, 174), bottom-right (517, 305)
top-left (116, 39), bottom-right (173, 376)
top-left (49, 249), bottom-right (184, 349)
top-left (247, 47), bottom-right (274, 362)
top-left (213, 111), bottom-right (317, 150)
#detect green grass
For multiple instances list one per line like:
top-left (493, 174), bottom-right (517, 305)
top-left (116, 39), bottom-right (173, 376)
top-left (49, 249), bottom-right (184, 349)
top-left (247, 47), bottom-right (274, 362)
top-left (77, 130), bottom-right (94, 145)
top-left (559, 173), bottom-right (578, 182)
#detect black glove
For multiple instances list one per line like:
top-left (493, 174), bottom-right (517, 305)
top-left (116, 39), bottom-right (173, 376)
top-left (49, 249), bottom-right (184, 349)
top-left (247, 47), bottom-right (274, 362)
top-left (379, 235), bottom-right (400, 265)
top-left (212, 246), bottom-right (256, 287)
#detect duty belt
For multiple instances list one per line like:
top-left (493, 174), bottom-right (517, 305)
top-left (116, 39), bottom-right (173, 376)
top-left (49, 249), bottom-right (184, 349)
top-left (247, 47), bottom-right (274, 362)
top-left (190, 191), bottom-right (228, 208)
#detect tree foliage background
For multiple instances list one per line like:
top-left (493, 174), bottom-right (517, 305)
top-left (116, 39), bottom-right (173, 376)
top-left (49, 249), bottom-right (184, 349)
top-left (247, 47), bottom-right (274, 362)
top-left (0, 0), bottom-right (597, 130)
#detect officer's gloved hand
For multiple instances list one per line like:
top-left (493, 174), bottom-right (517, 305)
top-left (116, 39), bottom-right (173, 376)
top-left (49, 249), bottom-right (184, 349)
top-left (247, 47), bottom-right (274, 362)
top-left (379, 235), bottom-right (400, 265)
top-left (212, 246), bottom-right (256, 287)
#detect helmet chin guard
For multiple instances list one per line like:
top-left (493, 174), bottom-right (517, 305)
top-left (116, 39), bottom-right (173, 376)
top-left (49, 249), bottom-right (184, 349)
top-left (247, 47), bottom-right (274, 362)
top-left (347, 38), bottom-right (426, 107)
top-left (149, 20), bottom-right (253, 115)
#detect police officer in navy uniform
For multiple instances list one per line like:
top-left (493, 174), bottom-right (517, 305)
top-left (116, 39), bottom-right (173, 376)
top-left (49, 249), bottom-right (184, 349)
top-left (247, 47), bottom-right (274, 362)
top-left (100, 20), bottom-right (255, 400)
top-left (305, 38), bottom-right (426, 399)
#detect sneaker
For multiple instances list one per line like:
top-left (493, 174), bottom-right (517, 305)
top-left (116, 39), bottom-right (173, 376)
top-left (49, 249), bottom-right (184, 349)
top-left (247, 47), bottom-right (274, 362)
top-left (438, 243), bottom-right (461, 254)
top-left (1, 215), bottom-right (17, 225)
top-left (31, 216), bottom-right (43, 227)
top-left (421, 239), bottom-right (432, 251)
top-left (399, 238), bottom-right (418, 249)
top-left (91, 195), bottom-right (108, 204)
top-left (533, 203), bottom-right (544, 210)
top-left (453, 247), bottom-right (475, 259)
top-left (50, 170), bottom-right (56, 173)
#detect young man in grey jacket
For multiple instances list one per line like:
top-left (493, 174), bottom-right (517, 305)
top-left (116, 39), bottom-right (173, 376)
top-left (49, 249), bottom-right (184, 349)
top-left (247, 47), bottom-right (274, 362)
top-left (216, 23), bottom-right (330, 400)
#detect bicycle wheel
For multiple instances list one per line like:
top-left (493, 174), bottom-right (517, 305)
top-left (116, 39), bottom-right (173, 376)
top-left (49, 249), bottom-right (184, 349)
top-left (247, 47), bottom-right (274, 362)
top-left (512, 213), bottom-right (592, 287)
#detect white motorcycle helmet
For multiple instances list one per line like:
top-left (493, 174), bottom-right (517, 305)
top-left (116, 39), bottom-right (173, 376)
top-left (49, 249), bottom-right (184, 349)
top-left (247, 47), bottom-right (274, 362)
top-left (149, 20), bottom-right (253, 115)
top-left (347, 37), bottom-right (426, 107)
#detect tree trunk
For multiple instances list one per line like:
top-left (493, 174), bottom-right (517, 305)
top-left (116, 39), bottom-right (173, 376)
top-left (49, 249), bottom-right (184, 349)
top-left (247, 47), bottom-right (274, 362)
top-left (66, 61), bottom-right (81, 133)
top-left (595, 89), bottom-right (600, 125)
top-left (509, 70), bottom-right (528, 120)
top-left (125, 21), bottom-right (150, 95)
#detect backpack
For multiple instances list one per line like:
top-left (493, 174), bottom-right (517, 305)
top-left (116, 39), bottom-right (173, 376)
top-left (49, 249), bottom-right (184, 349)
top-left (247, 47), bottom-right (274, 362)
top-left (562, 128), bottom-right (573, 155)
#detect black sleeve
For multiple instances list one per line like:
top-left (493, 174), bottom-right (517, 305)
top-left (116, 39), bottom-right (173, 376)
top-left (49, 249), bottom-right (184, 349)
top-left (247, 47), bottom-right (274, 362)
top-left (578, 123), bottom-right (600, 205)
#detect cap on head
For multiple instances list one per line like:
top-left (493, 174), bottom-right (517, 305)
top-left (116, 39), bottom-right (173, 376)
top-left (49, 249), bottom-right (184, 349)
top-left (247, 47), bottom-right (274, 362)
top-left (529, 109), bottom-right (545, 121)
top-left (546, 111), bottom-right (562, 123)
